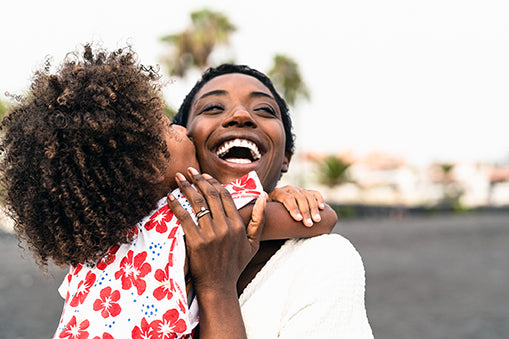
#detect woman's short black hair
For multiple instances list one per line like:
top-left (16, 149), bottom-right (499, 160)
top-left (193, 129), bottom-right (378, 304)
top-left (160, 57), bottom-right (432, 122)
top-left (173, 64), bottom-right (295, 155)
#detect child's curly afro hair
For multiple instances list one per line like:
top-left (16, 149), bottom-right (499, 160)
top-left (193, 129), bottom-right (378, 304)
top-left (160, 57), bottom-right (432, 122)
top-left (0, 43), bottom-right (171, 268)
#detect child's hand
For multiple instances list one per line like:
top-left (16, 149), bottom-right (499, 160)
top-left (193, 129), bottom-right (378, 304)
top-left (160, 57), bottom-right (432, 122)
top-left (269, 186), bottom-right (325, 227)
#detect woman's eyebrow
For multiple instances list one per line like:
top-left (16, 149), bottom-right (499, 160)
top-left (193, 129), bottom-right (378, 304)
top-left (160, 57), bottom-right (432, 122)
top-left (250, 91), bottom-right (275, 100)
top-left (196, 89), bottom-right (227, 101)
top-left (197, 90), bottom-right (274, 101)
top-left (194, 89), bottom-right (276, 108)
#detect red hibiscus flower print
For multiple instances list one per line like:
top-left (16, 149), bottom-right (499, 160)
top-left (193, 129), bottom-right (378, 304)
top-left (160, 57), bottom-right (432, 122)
top-left (114, 250), bottom-right (151, 295)
top-left (73, 263), bottom-right (83, 276)
top-left (145, 206), bottom-right (174, 233)
top-left (97, 245), bottom-right (120, 270)
top-left (132, 317), bottom-right (153, 339)
top-left (166, 227), bottom-right (179, 265)
top-left (230, 175), bottom-right (257, 192)
top-left (92, 333), bottom-right (113, 339)
top-left (153, 263), bottom-right (176, 301)
top-left (93, 286), bottom-right (121, 318)
top-left (59, 316), bottom-right (90, 338)
top-left (69, 271), bottom-right (96, 307)
top-left (125, 225), bottom-right (139, 238)
top-left (66, 273), bottom-right (72, 284)
top-left (228, 174), bottom-right (262, 199)
top-left (149, 309), bottom-right (187, 338)
top-left (168, 226), bottom-right (178, 240)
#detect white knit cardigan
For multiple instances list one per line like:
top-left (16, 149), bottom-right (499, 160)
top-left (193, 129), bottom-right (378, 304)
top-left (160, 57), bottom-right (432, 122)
top-left (239, 234), bottom-right (374, 338)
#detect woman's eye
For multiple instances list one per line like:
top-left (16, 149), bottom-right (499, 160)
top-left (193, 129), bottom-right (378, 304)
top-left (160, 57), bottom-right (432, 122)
top-left (255, 106), bottom-right (276, 116)
top-left (201, 104), bottom-right (224, 114)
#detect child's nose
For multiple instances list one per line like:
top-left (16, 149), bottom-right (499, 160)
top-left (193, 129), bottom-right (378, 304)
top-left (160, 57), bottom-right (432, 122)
top-left (172, 124), bottom-right (188, 136)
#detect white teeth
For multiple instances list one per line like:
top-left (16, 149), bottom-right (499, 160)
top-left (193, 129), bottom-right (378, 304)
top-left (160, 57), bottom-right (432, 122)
top-left (226, 158), bottom-right (252, 164)
top-left (216, 138), bottom-right (261, 160)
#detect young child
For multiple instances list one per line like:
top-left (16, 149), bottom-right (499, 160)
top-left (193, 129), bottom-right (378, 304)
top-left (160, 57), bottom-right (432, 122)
top-left (0, 44), bottom-right (336, 338)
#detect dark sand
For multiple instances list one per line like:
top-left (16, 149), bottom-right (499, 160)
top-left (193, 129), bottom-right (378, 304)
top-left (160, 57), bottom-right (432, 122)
top-left (1, 213), bottom-right (508, 338)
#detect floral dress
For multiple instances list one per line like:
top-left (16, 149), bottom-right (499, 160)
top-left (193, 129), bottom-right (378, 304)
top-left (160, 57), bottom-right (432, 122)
top-left (54, 172), bottom-right (263, 339)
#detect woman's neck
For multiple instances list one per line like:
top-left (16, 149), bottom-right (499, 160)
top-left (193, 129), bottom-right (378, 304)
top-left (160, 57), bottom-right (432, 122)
top-left (236, 239), bottom-right (286, 296)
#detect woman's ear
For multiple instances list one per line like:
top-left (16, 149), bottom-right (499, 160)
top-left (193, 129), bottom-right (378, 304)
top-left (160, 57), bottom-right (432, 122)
top-left (281, 152), bottom-right (292, 173)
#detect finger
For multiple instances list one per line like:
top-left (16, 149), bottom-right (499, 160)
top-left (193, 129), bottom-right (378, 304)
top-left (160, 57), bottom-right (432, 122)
top-left (246, 192), bottom-right (267, 251)
top-left (270, 188), bottom-right (303, 222)
top-left (302, 190), bottom-right (322, 223)
top-left (309, 189), bottom-right (326, 210)
top-left (175, 172), bottom-right (214, 232)
top-left (288, 187), bottom-right (314, 227)
top-left (175, 172), bottom-right (202, 211)
top-left (186, 168), bottom-right (228, 224)
top-left (201, 173), bottom-right (239, 220)
top-left (167, 192), bottom-right (201, 240)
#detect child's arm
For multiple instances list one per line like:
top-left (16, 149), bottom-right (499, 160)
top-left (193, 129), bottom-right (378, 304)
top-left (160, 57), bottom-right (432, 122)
top-left (238, 200), bottom-right (337, 241)
top-left (201, 174), bottom-right (337, 241)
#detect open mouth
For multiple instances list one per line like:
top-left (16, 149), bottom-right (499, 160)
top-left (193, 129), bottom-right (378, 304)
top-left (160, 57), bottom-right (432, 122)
top-left (216, 138), bottom-right (262, 164)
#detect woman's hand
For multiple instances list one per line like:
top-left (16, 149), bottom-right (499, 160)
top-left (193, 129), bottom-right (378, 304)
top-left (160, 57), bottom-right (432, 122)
top-left (167, 167), bottom-right (267, 292)
top-left (167, 168), bottom-right (267, 339)
top-left (269, 185), bottom-right (325, 227)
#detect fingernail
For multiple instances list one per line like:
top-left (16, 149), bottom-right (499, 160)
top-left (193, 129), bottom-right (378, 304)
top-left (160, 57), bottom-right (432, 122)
top-left (314, 214), bottom-right (321, 222)
top-left (319, 203), bottom-right (325, 209)
top-left (167, 194), bottom-right (175, 201)
top-left (188, 167), bottom-right (199, 175)
top-left (305, 218), bottom-right (313, 227)
top-left (203, 173), bottom-right (212, 179)
top-left (295, 213), bottom-right (303, 221)
top-left (176, 172), bottom-right (186, 181)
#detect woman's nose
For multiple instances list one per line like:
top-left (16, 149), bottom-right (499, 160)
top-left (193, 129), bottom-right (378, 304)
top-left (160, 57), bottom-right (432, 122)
top-left (223, 107), bottom-right (256, 128)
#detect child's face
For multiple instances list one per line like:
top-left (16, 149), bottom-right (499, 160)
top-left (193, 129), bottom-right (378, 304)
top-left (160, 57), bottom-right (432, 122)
top-left (160, 116), bottom-right (200, 190)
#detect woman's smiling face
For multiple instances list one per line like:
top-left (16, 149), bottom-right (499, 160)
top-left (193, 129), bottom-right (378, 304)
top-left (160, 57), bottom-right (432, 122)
top-left (186, 73), bottom-right (291, 192)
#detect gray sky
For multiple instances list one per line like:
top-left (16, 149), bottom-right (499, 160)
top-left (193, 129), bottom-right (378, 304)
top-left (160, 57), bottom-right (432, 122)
top-left (2, 0), bottom-right (508, 165)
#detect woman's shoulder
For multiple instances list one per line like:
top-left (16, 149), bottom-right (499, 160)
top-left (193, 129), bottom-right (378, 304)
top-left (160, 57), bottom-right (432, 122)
top-left (240, 234), bottom-right (367, 303)
top-left (280, 234), bottom-right (366, 281)
top-left (284, 233), bottom-right (361, 259)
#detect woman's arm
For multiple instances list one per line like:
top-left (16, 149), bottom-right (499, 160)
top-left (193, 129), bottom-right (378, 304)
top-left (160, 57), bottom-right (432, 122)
top-left (167, 170), bottom-right (267, 339)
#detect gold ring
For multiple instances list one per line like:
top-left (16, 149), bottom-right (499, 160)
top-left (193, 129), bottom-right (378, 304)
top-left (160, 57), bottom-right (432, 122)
top-left (196, 206), bottom-right (211, 220)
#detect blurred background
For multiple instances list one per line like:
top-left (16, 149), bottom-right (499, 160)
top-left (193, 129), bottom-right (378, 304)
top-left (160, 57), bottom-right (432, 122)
top-left (0, 1), bottom-right (508, 338)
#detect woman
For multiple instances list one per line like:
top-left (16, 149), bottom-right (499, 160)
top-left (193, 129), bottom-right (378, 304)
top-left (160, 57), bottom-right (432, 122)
top-left (173, 64), bottom-right (374, 338)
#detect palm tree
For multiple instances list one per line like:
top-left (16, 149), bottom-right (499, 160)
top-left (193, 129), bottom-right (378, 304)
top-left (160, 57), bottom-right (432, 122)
top-left (266, 54), bottom-right (310, 185)
top-left (159, 8), bottom-right (236, 77)
top-left (434, 162), bottom-right (464, 210)
top-left (158, 9), bottom-right (312, 123)
top-left (439, 163), bottom-right (454, 179)
top-left (159, 10), bottom-right (311, 109)
top-left (319, 155), bottom-right (352, 188)
top-left (268, 54), bottom-right (310, 107)
top-left (159, 10), bottom-right (311, 111)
